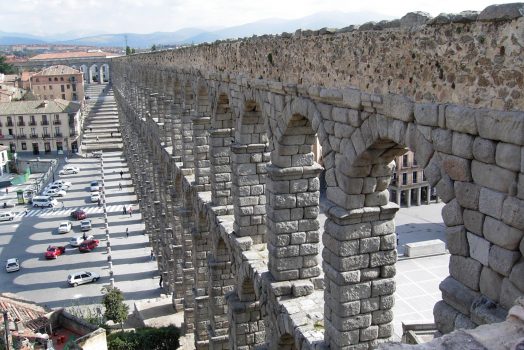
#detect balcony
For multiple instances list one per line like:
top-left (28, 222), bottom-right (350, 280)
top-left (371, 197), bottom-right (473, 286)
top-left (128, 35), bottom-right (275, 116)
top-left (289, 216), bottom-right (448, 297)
top-left (17, 121), bottom-right (25, 126)
top-left (30, 134), bottom-right (39, 139)
top-left (54, 133), bottom-right (63, 138)
top-left (7, 122), bottom-right (13, 127)
top-left (42, 134), bottom-right (50, 138)
top-left (53, 120), bottom-right (62, 125)
top-left (29, 121), bottom-right (37, 126)
top-left (69, 131), bottom-right (77, 137)
top-left (41, 121), bottom-right (49, 126)
top-left (17, 134), bottom-right (27, 139)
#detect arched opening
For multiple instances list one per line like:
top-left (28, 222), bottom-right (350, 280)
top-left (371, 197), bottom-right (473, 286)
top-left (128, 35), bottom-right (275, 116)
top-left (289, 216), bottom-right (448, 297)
top-left (88, 64), bottom-right (99, 83)
top-left (278, 334), bottom-right (297, 350)
top-left (231, 97), bottom-right (269, 244)
top-left (79, 65), bottom-right (88, 83)
top-left (100, 63), bottom-right (110, 83)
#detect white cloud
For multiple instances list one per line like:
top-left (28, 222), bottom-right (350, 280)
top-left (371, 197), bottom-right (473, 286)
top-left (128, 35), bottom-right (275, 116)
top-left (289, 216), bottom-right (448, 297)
top-left (0, 0), bottom-right (513, 36)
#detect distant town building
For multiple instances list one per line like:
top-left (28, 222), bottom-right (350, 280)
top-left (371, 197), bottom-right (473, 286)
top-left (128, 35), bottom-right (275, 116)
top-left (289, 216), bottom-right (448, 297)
top-left (30, 65), bottom-right (85, 103)
top-left (389, 150), bottom-right (437, 207)
top-left (0, 99), bottom-right (82, 155)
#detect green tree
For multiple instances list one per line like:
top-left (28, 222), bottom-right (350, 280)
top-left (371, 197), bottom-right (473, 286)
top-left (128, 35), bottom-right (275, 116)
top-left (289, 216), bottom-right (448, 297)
top-left (0, 55), bottom-right (15, 74)
top-left (126, 46), bottom-right (132, 55)
top-left (107, 326), bottom-right (180, 350)
top-left (102, 287), bottom-right (129, 331)
top-left (151, 44), bottom-right (157, 51)
top-left (131, 48), bottom-right (136, 54)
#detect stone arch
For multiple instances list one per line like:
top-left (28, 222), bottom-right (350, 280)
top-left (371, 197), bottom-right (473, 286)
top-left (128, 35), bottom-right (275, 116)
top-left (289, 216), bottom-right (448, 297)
top-left (88, 64), bottom-right (99, 83)
top-left (209, 87), bottom-right (235, 206)
top-left (231, 91), bottom-right (269, 244)
top-left (100, 63), bottom-right (110, 82)
top-left (79, 65), bottom-right (88, 82)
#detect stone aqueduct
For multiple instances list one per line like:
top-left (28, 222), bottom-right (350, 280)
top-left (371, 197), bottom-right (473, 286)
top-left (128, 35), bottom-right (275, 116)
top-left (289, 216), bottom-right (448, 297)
top-left (112, 5), bottom-right (524, 349)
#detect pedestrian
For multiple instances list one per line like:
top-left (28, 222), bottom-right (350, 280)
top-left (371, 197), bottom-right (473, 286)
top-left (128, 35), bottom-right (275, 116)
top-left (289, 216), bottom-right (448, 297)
top-left (159, 275), bottom-right (163, 288)
top-left (98, 198), bottom-right (101, 207)
top-left (24, 208), bottom-right (28, 216)
top-left (90, 127), bottom-right (92, 132)
top-left (111, 132), bottom-right (113, 137)
top-left (150, 250), bottom-right (154, 261)
top-left (62, 201), bottom-right (65, 208)
top-left (119, 182), bottom-right (122, 191)
top-left (65, 156), bottom-right (68, 163)
top-left (82, 232), bottom-right (87, 240)
top-left (129, 206), bottom-right (133, 217)
top-left (96, 136), bottom-right (99, 142)
top-left (123, 206), bottom-right (127, 215)
top-left (5, 188), bottom-right (8, 195)
top-left (126, 227), bottom-right (129, 238)
top-left (120, 170), bottom-right (123, 179)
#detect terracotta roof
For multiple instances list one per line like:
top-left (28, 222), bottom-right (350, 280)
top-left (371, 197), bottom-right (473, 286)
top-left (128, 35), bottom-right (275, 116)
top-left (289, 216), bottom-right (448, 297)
top-left (29, 51), bottom-right (112, 60)
top-left (33, 65), bottom-right (82, 76)
top-left (0, 99), bottom-right (81, 115)
top-left (0, 294), bottom-right (49, 332)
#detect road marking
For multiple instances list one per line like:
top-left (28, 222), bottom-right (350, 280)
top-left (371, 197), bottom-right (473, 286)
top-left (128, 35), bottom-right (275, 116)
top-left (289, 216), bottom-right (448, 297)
top-left (15, 205), bottom-right (137, 218)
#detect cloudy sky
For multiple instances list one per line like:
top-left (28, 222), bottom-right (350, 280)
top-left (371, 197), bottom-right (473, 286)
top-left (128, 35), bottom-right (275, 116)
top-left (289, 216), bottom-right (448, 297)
top-left (0, 0), bottom-right (513, 36)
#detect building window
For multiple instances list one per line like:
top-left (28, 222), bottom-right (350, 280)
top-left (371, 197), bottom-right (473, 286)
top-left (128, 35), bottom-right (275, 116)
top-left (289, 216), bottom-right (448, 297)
top-left (413, 171), bottom-right (418, 184)
top-left (43, 86), bottom-right (46, 90)
top-left (66, 84), bottom-right (70, 89)
top-left (402, 154), bottom-right (409, 168)
top-left (8, 129), bottom-right (13, 136)
top-left (60, 77), bottom-right (64, 81)
top-left (423, 172), bottom-right (427, 181)
top-left (61, 85), bottom-right (65, 92)
top-left (21, 142), bottom-right (27, 150)
top-left (54, 77), bottom-right (58, 81)
top-left (43, 127), bottom-right (49, 136)
top-left (56, 141), bottom-right (63, 151)
top-left (402, 173), bottom-right (408, 185)
top-left (49, 85), bottom-right (52, 90)
top-left (18, 128), bottom-right (24, 135)
top-left (55, 127), bottom-right (60, 136)
top-left (48, 78), bottom-right (51, 82)
top-left (62, 94), bottom-right (66, 99)
top-left (36, 78), bottom-right (39, 82)
top-left (72, 93), bottom-right (77, 101)
top-left (72, 84), bottom-right (76, 92)
top-left (30, 115), bottom-right (36, 125)
top-left (31, 127), bottom-right (36, 136)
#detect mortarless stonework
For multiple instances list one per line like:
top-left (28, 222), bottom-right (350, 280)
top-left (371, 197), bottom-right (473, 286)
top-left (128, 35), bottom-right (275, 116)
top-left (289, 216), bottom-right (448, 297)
top-left (112, 3), bottom-right (524, 349)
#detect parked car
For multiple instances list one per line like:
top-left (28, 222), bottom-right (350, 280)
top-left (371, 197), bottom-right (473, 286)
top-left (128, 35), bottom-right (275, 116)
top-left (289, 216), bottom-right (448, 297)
top-left (52, 180), bottom-right (72, 190)
top-left (69, 235), bottom-right (94, 247)
top-left (80, 220), bottom-right (92, 231)
top-left (71, 209), bottom-right (87, 220)
top-left (90, 181), bottom-right (100, 192)
top-left (91, 192), bottom-right (100, 203)
top-left (45, 245), bottom-right (66, 259)
top-left (59, 166), bottom-right (80, 175)
top-left (5, 258), bottom-right (20, 272)
top-left (67, 271), bottom-right (100, 287)
top-left (0, 211), bottom-right (15, 222)
top-left (78, 239), bottom-right (99, 253)
top-left (58, 221), bottom-right (72, 234)
top-left (91, 151), bottom-right (103, 158)
top-left (43, 188), bottom-right (67, 197)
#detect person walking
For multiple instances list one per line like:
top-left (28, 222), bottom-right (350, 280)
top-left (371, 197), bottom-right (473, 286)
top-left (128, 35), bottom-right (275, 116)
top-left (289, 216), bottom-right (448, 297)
top-left (129, 206), bottom-right (133, 217)
top-left (150, 250), bottom-right (154, 261)
top-left (5, 188), bottom-right (8, 195)
top-left (126, 227), bottom-right (129, 238)
top-left (96, 136), bottom-right (99, 142)
top-left (123, 206), bottom-right (127, 215)
top-left (98, 198), bottom-right (101, 207)
top-left (159, 275), bottom-right (163, 288)
top-left (120, 170), bottom-right (123, 179)
top-left (119, 182), bottom-right (122, 191)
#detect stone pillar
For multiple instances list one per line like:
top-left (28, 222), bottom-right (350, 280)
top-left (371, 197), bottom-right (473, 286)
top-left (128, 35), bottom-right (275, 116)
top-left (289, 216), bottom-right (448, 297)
top-left (266, 163), bottom-right (323, 281)
top-left (323, 203), bottom-right (398, 349)
top-left (396, 189), bottom-right (401, 206)
top-left (416, 187), bottom-right (422, 206)
top-left (406, 189), bottom-right (411, 207)
top-left (193, 116), bottom-right (211, 192)
top-left (163, 98), bottom-right (173, 148)
top-left (426, 186), bottom-right (431, 204)
top-left (209, 128), bottom-right (234, 207)
top-left (182, 108), bottom-right (195, 172)
top-left (227, 293), bottom-right (265, 350)
top-left (231, 143), bottom-right (269, 244)
top-left (193, 210), bottom-right (211, 348)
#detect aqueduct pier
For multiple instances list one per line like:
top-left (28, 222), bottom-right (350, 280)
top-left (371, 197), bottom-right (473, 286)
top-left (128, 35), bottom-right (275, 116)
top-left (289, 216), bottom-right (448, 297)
top-left (112, 4), bottom-right (524, 349)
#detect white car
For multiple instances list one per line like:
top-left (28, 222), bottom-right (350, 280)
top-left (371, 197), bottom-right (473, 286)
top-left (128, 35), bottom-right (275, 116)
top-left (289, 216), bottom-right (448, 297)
top-left (59, 166), bottom-right (80, 175)
top-left (91, 192), bottom-right (100, 202)
top-left (58, 221), bottom-right (72, 234)
top-left (90, 180), bottom-right (100, 192)
top-left (0, 211), bottom-right (15, 221)
top-left (43, 188), bottom-right (67, 197)
top-left (67, 271), bottom-right (100, 287)
top-left (5, 258), bottom-right (20, 272)
top-left (69, 235), bottom-right (93, 247)
top-left (91, 151), bottom-right (103, 158)
top-left (80, 220), bottom-right (92, 231)
top-left (53, 180), bottom-right (72, 190)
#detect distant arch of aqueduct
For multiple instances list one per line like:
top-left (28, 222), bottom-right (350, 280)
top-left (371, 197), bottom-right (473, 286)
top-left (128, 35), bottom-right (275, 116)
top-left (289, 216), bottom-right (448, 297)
top-left (112, 4), bottom-right (523, 349)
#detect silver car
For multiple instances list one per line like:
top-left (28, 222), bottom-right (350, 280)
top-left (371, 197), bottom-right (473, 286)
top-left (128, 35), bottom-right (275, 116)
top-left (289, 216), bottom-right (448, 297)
top-left (5, 258), bottom-right (20, 272)
top-left (67, 271), bottom-right (100, 287)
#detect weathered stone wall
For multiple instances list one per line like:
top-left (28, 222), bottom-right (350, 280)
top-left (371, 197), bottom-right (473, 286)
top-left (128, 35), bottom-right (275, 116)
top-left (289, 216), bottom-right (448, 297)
top-left (113, 3), bottom-right (524, 349)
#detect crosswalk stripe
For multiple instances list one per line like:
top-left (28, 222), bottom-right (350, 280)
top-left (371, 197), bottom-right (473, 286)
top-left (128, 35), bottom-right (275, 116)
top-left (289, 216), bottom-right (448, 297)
top-left (14, 205), bottom-right (138, 218)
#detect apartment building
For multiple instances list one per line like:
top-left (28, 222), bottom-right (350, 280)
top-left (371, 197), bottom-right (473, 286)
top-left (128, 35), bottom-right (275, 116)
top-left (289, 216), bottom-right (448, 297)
top-left (30, 65), bottom-right (85, 103)
top-left (389, 150), bottom-right (436, 207)
top-left (0, 100), bottom-right (81, 155)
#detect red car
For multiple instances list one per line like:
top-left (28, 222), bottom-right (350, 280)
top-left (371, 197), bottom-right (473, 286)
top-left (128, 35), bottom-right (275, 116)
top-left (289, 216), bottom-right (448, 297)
top-left (79, 239), bottom-right (99, 253)
top-left (45, 246), bottom-right (66, 259)
top-left (71, 209), bottom-right (87, 220)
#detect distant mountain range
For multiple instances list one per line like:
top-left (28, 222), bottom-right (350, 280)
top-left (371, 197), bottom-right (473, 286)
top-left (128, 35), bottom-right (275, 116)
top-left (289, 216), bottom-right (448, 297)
top-left (0, 11), bottom-right (393, 49)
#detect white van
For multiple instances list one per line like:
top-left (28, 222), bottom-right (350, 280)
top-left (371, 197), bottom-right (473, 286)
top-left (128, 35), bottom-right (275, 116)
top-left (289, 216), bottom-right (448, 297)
top-left (32, 196), bottom-right (58, 208)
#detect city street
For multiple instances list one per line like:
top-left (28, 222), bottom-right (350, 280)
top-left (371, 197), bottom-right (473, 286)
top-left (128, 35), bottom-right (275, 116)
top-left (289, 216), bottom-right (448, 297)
top-left (0, 151), bottom-right (159, 309)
